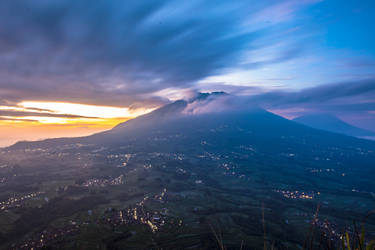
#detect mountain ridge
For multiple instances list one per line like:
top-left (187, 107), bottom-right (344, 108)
top-left (293, 113), bottom-right (375, 137)
top-left (5, 93), bottom-right (375, 153)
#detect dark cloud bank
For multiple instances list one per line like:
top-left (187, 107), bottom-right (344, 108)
top-left (0, 0), bottom-right (318, 107)
top-left (0, 0), bottom-right (274, 107)
top-left (246, 79), bottom-right (375, 108)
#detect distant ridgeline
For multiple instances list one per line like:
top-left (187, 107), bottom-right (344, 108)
top-left (293, 113), bottom-right (375, 138)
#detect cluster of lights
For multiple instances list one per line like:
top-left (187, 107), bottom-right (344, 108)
top-left (0, 192), bottom-right (44, 210)
top-left (81, 175), bottom-right (124, 187)
top-left (274, 190), bottom-right (317, 200)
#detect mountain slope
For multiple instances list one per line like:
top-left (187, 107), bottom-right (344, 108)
top-left (8, 94), bottom-right (375, 165)
top-left (293, 113), bottom-right (375, 137)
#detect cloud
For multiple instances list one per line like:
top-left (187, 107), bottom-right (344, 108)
top-left (0, 117), bottom-right (37, 122)
top-left (247, 79), bottom-right (375, 107)
top-left (183, 93), bottom-right (231, 114)
top-left (0, 110), bottom-right (99, 119)
top-left (183, 91), bottom-right (263, 115)
top-left (249, 0), bottom-right (321, 26)
top-left (0, 0), bottom-right (316, 107)
top-left (240, 46), bottom-right (305, 70)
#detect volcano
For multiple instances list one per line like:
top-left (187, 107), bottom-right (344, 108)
top-left (9, 93), bottom-right (375, 158)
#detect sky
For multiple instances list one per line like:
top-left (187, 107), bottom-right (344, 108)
top-left (0, 0), bottom-right (374, 146)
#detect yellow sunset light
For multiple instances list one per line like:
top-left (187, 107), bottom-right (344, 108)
top-left (18, 101), bottom-right (146, 119)
top-left (0, 101), bottom-right (156, 146)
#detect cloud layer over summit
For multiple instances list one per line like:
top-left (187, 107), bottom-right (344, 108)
top-left (0, 0), bottom-right (374, 145)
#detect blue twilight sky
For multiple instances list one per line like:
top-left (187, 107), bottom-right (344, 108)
top-left (0, 0), bottom-right (374, 131)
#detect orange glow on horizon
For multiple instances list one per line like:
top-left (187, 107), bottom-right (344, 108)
top-left (0, 101), bottom-right (157, 147)
top-left (19, 101), bottom-right (153, 119)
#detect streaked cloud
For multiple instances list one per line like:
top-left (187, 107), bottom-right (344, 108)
top-left (0, 101), bottom-right (153, 127)
top-left (0, 0), bottom-right (318, 108)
